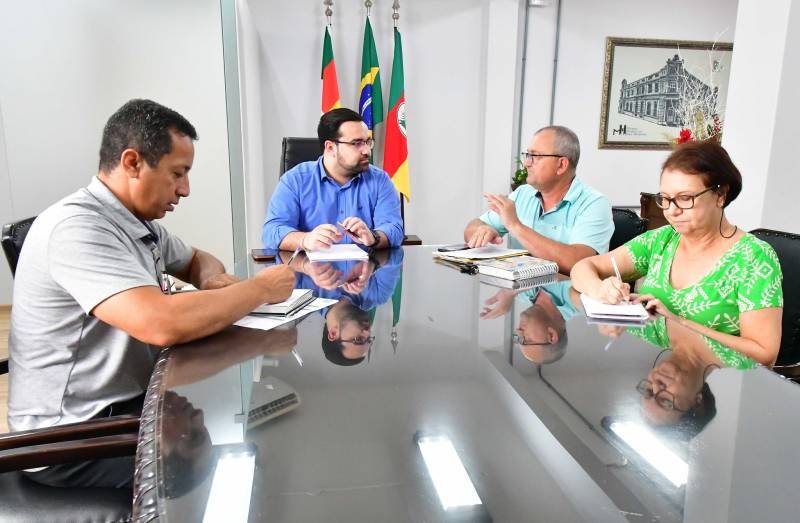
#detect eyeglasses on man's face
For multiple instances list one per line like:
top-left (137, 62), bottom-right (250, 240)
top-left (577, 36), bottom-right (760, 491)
top-left (654, 185), bottom-right (719, 210)
top-left (635, 379), bottom-right (687, 412)
top-left (519, 151), bottom-right (563, 164)
top-left (335, 138), bottom-right (375, 149)
top-left (512, 333), bottom-right (551, 346)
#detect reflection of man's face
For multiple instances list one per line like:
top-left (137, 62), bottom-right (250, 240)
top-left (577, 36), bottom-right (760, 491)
top-left (337, 317), bottom-right (372, 360)
top-left (641, 360), bottom-right (702, 426)
top-left (516, 302), bottom-right (566, 364)
top-left (161, 390), bottom-right (212, 462)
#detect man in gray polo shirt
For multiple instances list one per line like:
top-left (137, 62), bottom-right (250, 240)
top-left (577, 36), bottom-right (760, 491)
top-left (8, 99), bottom-right (294, 488)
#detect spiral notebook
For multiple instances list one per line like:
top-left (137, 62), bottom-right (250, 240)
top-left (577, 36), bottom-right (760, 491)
top-left (476, 255), bottom-right (559, 280)
top-left (478, 272), bottom-right (558, 290)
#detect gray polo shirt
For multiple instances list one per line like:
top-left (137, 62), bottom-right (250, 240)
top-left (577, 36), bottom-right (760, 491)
top-left (8, 176), bottom-right (193, 432)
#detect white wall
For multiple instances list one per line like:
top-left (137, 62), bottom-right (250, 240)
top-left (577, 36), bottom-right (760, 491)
top-left (241, 0), bottom-right (523, 249)
top-left (521, 0), bottom-right (739, 207)
top-left (724, 0), bottom-right (800, 233)
top-left (0, 0), bottom-right (234, 303)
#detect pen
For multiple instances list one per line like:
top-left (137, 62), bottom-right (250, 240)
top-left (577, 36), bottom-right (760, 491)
top-left (610, 255), bottom-right (629, 303)
top-left (337, 221), bottom-right (365, 245)
top-left (287, 245), bottom-right (302, 265)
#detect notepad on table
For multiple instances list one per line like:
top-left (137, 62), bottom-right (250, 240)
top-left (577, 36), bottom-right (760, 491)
top-left (579, 294), bottom-right (649, 323)
top-left (475, 255), bottom-right (559, 280)
top-left (478, 272), bottom-right (558, 290)
top-left (251, 289), bottom-right (315, 316)
top-left (306, 244), bottom-right (369, 262)
top-left (432, 245), bottom-right (528, 261)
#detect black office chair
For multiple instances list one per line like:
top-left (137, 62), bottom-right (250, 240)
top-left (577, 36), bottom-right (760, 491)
top-left (750, 228), bottom-right (800, 377)
top-left (2, 216), bottom-right (36, 277)
top-left (609, 208), bottom-right (648, 251)
top-left (279, 137), bottom-right (422, 245)
top-left (639, 192), bottom-right (669, 230)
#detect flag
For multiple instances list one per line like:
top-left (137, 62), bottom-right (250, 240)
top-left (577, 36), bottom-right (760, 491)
top-left (359, 17), bottom-right (383, 131)
top-left (383, 27), bottom-right (410, 200)
top-left (321, 26), bottom-right (341, 113)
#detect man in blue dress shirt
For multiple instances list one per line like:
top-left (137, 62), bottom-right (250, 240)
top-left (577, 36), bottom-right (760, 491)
top-left (262, 108), bottom-right (404, 251)
top-left (463, 126), bottom-right (614, 274)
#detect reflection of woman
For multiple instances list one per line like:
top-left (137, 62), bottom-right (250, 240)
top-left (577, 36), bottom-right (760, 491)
top-left (572, 141), bottom-right (783, 366)
top-left (637, 349), bottom-right (718, 439)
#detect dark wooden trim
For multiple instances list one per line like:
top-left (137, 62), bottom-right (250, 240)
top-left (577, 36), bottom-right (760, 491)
top-left (0, 433), bottom-right (137, 472)
top-left (401, 235), bottom-right (422, 246)
top-left (0, 415), bottom-right (139, 451)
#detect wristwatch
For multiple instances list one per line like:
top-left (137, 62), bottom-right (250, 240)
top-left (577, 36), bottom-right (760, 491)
top-left (369, 229), bottom-right (381, 247)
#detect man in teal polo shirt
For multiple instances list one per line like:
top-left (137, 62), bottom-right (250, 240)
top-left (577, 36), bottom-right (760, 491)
top-left (463, 125), bottom-right (613, 274)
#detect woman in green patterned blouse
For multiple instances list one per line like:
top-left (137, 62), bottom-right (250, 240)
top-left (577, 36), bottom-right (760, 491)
top-left (572, 141), bottom-right (783, 367)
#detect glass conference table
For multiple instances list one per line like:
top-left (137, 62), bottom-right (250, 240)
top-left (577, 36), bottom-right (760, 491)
top-left (131, 246), bottom-right (799, 523)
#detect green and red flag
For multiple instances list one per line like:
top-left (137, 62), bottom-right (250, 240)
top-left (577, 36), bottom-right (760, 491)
top-left (359, 17), bottom-right (383, 132)
top-left (383, 28), bottom-right (410, 200)
top-left (321, 26), bottom-right (341, 113)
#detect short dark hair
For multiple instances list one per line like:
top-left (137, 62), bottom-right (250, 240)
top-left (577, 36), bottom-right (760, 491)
top-left (661, 141), bottom-right (742, 208)
top-left (317, 108), bottom-right (363, 148)
top-left (99, 99), bottom-right (198, 172)
top-left (321, 304), bottom-right (370, 367)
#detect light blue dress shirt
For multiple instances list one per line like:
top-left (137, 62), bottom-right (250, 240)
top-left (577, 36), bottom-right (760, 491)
top-left (480, 176), bottom-right (614, 255)
top-left (262, 158), bottom-right (404, 249)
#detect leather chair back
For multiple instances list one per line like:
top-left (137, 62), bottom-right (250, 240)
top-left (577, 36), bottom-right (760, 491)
top-left (2, 216), bottom-right (36, 277)
top-left (751, 228), bottom-right (800, 366)
top-left (280, 137), bottom-right (323, 176)
top-left (639, 193), bottom-right (669, 230)
top-left (609, 208), bottom-right (648, 251)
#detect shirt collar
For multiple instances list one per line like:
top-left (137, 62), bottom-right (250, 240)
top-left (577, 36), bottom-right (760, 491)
top-left (317, 157), bottom-right (363, 186)
top-left (86, 176), bottom-right (154, 241)
top-left (535, 176), bottom-right (585, 210)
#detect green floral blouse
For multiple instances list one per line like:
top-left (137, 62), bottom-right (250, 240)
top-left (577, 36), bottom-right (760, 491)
top-left (624, 226), bottom-right (783, 368)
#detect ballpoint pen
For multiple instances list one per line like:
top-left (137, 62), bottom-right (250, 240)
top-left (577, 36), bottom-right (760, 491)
top-left (610, 255), bottom-right (629, 303)
top-left (287, 245), bottom-right (302, 265)
top-left (337, 221), bottom-right (365, 245)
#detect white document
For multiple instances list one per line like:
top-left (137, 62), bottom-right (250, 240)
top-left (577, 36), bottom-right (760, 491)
top-left (579, 294), bottom-right (649, 320)
top-left (234, 298), bottom-right (338, 331)
top-left (306, 244), bottom-right (369, 262)
top-left (432, 245), bottom-right (527, 260)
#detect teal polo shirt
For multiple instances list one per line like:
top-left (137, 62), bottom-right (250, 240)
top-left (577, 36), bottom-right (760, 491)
top-left (479, 176), bottom-right (613, 255)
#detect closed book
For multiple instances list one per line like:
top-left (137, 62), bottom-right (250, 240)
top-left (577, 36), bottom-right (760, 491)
top-left (476, 255), bottom-right (559, 280)
top-left (251, 289), bottom-right (315, 316)
top-left (478, 273), bottom-right (558, 290)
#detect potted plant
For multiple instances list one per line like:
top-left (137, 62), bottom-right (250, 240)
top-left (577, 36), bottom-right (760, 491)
top-left (511, 158), bottom-right (527, 191)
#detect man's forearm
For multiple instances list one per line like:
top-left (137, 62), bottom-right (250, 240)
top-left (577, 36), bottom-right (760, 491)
top-left (280, 231), bottom-right (307, 251)
top-left (507, 222), bottom-right (595, 274)
top-left (186, 249), bottom-right (227, 289)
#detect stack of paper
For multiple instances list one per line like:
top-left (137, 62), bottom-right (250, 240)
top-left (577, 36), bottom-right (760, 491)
top-left (579, 294), bottom-right (649, 325)
top-left (432, 245), bottom-right (528, 266)
top-left (306, 244), bottom-right (369, 262)
top-left (476, 255), bottom-right (558, 280)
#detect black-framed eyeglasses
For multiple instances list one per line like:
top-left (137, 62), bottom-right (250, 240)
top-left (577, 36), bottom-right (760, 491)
top-left (519, 151), bottom-right (563, 164)
top-left (635, 379), bottom-right (687, 412)
top-left (512, 334), bottom-right (551, 346)
top-left (654, 185), bottom-right (719, 210)
top-left (334, 138), bottom-right (375, 149)
top-left (337, 335), bottom-right (375, 346)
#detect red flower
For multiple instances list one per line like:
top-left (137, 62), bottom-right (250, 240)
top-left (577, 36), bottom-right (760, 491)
top-left (676, 128), bottom-right (693, 144)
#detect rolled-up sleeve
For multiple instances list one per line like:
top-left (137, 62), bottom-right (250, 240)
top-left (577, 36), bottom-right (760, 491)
top-left (262, 175), bottom-right (302, 249)
top-left (373, 173), bottom-right (404, 247)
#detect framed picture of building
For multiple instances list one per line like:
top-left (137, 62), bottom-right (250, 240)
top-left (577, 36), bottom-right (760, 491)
top-left (598, 37), bottom-right (733, 150)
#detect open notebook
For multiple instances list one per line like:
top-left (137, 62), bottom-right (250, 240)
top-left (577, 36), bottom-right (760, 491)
top-left (579, 294), bottom-right (649, 324)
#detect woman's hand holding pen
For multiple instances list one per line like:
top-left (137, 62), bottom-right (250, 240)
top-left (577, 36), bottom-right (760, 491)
top-left (593, 277), bottom-right (631, 304)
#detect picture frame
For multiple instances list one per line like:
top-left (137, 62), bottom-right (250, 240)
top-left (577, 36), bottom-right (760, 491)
top-left (598, 37), bottom-right (733, 150)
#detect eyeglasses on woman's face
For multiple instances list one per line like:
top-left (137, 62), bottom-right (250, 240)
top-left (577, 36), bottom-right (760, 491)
top-left (654, 185), bottom-right (719, 210)
top-left (635, 379), bottom-right (687, 412)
